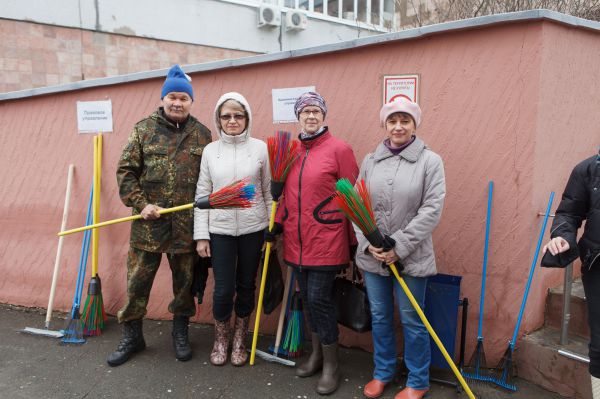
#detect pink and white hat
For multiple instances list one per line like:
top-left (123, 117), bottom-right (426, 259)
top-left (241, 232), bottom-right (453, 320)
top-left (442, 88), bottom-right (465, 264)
top-left (379, 97), bottom-right (421, 127)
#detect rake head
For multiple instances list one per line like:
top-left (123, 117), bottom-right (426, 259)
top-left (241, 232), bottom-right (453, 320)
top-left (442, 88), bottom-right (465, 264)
top-left (61, 309), bottom-right (86, 345)
top-left (491, 345), bottom-right (517, 391)
top-left (462, 339), bottom-right (494, 383)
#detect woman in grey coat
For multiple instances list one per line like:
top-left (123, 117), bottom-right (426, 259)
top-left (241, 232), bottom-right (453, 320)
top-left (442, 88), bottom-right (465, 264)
top-left (356, 98), bottom-right (446, 399)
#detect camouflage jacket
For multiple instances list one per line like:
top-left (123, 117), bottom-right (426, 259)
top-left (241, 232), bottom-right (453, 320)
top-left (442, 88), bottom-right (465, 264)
top-left (117, 108), bottom-right (212, 253)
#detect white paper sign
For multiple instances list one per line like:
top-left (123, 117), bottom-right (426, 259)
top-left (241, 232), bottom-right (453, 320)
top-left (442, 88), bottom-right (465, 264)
top-left (383, 75), bottom-right (419, 104)
top-left (272, 86), bottom-right (316, 123)
top-left (77, 100), bottom-right (113, 133)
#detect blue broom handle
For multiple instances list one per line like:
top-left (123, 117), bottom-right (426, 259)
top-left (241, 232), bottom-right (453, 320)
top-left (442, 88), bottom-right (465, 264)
top-left (477, 181), bottom-right (493, 338)
top-left (73, 186), bottom-right (94, 310)
top-left (510, 191), bottom-right (555, 348)
top-left (75, 216), bottom-right (92, 307)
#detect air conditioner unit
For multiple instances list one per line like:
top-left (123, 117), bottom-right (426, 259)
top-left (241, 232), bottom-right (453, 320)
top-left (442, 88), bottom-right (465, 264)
top-left (285, 10), bottom-right (308, 31)
top-left (258, 4), bottom-right (281, 28)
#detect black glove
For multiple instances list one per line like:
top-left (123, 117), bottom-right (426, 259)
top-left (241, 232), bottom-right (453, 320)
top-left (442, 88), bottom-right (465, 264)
top-left (382, 235), bottom-right (396, 251)
top-left (381, 235), bottom-right (404, 271)
top-left (264, 222), bottom-right (283, 243)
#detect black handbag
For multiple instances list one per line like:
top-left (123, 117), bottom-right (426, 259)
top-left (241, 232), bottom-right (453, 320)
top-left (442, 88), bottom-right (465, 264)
top-left (334, 264), bottom-right (372, 333)
top-left (262, 249), bottom-right (284, 315)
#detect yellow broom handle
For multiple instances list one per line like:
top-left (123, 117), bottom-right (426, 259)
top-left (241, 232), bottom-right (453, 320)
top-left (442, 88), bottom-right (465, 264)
top-left (58, 203), bottom-right (194, 236)
top-left (92, 135), bottom-right (99, 277)
top-left (388, 263), bottom-right (476, 399)
top-left (95, 133), bottom-right (103, 277)
top-left (250, 200), bottom-right (278, 365)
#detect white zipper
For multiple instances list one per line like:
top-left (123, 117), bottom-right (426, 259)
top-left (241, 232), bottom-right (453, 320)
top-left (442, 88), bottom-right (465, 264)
top-left (234, 139), bottom-right (238, 237)
top-left (589, 252), bottom-right (600, 271)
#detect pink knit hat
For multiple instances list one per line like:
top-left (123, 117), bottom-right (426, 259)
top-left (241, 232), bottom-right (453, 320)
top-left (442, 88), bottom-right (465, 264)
top-left (379, 97), bottom-right (421, 127)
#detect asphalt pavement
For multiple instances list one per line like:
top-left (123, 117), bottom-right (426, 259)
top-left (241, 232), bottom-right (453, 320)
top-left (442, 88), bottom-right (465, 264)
top-left (0, 304), bottom-right (562, 399)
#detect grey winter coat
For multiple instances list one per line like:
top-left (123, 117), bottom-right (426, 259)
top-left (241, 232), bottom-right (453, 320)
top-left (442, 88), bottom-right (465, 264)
top-left (354, 137), bottom-right (446, 277)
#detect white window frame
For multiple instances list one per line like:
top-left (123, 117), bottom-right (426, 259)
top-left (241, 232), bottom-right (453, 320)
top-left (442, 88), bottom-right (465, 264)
top-left (220, 0), bottom-right (394, 31)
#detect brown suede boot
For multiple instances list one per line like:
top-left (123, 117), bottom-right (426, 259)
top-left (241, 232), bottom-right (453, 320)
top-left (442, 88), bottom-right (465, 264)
top-left (230, 315), bottom-right (249, 366)
top-left (316, 342), bottom-right (340, 395)
top-left (296, 332), bottom-right (323, 377)
top-left (210, 318), bottom-right (230, 366)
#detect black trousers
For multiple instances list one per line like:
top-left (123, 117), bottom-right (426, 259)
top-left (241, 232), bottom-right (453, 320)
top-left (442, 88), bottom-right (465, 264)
top-left (210, 231), bottom-right (264, 321)
top-left (583, 267), bottom-right (600, 377)
top-left (296, 268), bottom-right (339, 345)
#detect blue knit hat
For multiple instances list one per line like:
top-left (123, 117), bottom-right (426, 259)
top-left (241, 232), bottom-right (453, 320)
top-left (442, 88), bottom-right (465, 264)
top-left (161, 64), bottom-right (194, 100)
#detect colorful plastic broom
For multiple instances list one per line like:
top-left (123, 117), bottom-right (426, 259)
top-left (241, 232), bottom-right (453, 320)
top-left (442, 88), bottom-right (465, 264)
top-left (250, 130), bottom-right (299, 366)
top-left (59, 178), bottom-right (256, 237)
top-left (282, 277), bottom-right (305, 358)
top-left (334, 178), bottom-right (477, 399)
top-left (82, 133), bottom-right (106, 336)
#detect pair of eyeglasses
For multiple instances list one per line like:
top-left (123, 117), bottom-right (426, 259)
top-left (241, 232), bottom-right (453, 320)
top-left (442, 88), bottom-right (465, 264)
top-left (219, 114), bottom-right (246, 121)
top-left (300, 109), bottom-right (323, 117)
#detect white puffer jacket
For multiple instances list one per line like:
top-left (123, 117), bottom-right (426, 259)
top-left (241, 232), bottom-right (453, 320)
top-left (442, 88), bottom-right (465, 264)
top-left (193, 92), bottom-right (271, 239)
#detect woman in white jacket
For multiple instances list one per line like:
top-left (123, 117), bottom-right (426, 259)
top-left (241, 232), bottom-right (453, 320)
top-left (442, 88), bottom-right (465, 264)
top-left (194, 92), bottom-right (271, 367)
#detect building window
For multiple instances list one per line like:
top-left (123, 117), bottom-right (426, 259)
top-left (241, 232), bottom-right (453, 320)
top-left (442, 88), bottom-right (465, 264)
top-left (327, 0), bottom-right (339, 17)
top-left (271, 0), bottom-right (393, 29)
top-left (371, 0), bottom-right (380, 24)
top-left (314, 0), bottom-right (324, 13)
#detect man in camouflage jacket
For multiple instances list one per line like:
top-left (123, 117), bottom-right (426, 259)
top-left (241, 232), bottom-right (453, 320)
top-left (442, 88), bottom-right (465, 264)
top-left (107, 65), bottom-right (211, 367)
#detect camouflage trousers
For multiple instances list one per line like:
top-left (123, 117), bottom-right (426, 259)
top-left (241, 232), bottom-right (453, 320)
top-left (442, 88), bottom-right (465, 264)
top-left (117, 247), bottom-right (197, 323)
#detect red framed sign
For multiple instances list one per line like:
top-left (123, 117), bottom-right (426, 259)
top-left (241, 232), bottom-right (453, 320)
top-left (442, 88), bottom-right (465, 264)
top-left (382, 74), bottom-right (419, 104)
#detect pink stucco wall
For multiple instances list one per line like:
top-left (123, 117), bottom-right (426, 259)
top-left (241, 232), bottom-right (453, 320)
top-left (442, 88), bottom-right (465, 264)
top-left (1, 18), bottom-right (599, 363)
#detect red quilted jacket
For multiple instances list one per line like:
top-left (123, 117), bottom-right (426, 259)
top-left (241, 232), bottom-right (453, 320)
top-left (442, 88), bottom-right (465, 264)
top-left (276, 129), bottom-right (359, 269)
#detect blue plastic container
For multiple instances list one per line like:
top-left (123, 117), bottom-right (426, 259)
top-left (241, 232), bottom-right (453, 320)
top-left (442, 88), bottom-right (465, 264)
top-left (424, 273), bottom-right (462, 369)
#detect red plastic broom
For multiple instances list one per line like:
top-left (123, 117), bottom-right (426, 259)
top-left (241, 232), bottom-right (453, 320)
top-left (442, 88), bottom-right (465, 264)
top-left (251, 131), bottom-right (299, 366)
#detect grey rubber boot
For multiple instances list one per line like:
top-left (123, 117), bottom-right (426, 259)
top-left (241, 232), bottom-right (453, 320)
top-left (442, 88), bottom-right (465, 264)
top-left (316, 342), bottom-right (340, 395)
top-left (172, 315), bottom-right (192, 361)
top-left (107, 320), bottom-right (146, 367)
top-left (296, 332), bottom-right (323, 377)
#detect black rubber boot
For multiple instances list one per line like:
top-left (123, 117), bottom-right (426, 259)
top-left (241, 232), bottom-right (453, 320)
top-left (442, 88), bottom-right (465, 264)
top-left (316, 342), bottom-right (340, 395)
top-left (172, 315), bottom-right (192, 361)
top-left (107, 320), bottom-right (146, 367)
top-left (296, 332), bottom-right (323, 377)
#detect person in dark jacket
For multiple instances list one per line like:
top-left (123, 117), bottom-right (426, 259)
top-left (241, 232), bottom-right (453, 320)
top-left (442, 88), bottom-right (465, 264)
top-left (266, 92), bottom-right (359, 395)
top-left (108, 65), bottom-right (212, 366)
top-left (543, 148), bottom-right (600, 398)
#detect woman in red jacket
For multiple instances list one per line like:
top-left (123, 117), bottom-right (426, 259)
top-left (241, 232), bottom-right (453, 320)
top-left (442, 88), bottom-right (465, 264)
top-left (266, 92), bottom-right (359, 395)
